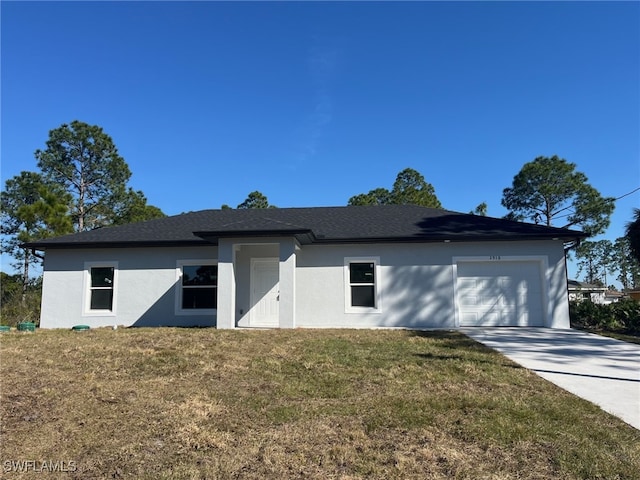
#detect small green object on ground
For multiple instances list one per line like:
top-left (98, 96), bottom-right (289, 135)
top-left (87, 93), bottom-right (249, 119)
top-left (0, 326), bottom-right (10, 332)
top-left (17, 322), bottom-right (36, 332)
top-left (72, 325), bottom-right (90, 331)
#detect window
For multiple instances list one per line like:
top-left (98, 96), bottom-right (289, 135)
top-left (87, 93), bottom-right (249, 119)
top-left (176, 261), bottom-right (217, 315)
top-left (84, 262), bottom-right (118, 315)
top-left (90, 267), bottom-right (115, 309)
top-left (344, 257), bottom-right (380, 312)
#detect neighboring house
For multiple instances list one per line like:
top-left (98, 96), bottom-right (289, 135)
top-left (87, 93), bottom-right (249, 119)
top-left (566, 280), bottom-right (624, 305)
top-left (568, 280), bottom-right (607, 304)
top-left (25, 205), bottom-right (587, 330)
top-left (603, 290), bottom-right (624, 304)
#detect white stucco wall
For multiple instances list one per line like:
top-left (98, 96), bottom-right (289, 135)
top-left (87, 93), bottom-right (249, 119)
top-left (40, 246), bottom-right (218, 329)
top-left (38, 238), bottom-right (571, 329)
top-left (294, 240), bottom-right (570, 329)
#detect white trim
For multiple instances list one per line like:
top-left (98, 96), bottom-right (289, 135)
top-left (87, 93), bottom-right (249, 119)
top-left (175, 259), bottom-right (218, 316)
top-left (344, 256), bottom-right (381, 313)
top-left (83, 261), bottom-right (118, 317)
top-left (452, 255), bottom-right (549, 327)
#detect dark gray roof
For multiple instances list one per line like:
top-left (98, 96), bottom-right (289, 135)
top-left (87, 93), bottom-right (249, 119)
top-left (24, 205), bottom-right (587, 250)
top-left (567, 280), bottom-right (607, 290)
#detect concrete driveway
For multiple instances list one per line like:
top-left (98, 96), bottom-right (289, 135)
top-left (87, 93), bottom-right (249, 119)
top-left (460, 328), bottom-right (640, 430)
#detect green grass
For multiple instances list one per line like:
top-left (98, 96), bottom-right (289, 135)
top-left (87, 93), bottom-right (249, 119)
top-left (1, 328), bottom-right (638, 479)
top-left (577, 328), bottom-right (640, 345)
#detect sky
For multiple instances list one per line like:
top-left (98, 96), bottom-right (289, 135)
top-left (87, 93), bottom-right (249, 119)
top-left (1, 1), bottom-right (639, 284)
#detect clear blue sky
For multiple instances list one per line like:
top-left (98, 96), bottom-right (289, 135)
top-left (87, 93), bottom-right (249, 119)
top-left (2, 1), bottom-right (639, 284)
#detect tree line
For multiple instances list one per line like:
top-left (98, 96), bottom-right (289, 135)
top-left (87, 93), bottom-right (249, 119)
top-left (575, 220), bottom-right (640, 290)
top-left (2, 122), bottom-right (639, 301)
top-left (1, 121), bottom-right (165, 300)
top-left (247, 157), bottom-right (638, 290)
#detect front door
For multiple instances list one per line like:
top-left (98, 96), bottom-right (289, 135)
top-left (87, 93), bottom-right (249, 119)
top-left (250, 258), bottom-right (279, 327)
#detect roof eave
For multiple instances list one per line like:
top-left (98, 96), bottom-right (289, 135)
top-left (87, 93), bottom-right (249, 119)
top-left (22, 239), bottom-right (210, 251)
top-left (23, 229), bottom-right (586, 250)
top-left (194, 229), bottom-right (315, 244)
top-left (309, 233), bottom-right (583, 244)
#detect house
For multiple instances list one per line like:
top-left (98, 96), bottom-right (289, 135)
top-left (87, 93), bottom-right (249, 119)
top-left (567, 280), bottom-right (625, 305)
top-left (25, 205), bottom-right (587, 330)
top-left (603, 290), bottom-right (624, 304)
top-left (568, 280), bottom-right (607, 304)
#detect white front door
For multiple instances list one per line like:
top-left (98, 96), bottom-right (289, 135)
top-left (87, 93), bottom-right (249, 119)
top-left (250, 258), bottom-right (280, 327)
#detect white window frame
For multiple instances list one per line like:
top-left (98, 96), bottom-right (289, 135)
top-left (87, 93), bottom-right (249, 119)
top-left (83, 261), bottom-right (118, 316)
top-left (344, 257), bottom-right (381, 313)
top-left (175, 260), bottom-right (218, 316)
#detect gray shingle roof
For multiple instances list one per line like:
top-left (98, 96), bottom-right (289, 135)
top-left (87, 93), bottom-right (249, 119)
top-left (24, 205), bottom-right (587, 249)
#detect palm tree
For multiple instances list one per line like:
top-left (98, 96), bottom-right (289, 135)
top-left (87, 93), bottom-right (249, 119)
top-left (626, 208), bottom-right (640, 263)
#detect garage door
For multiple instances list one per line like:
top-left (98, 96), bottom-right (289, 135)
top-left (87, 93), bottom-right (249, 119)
top-left (457, 261), bottom-right (545, 327)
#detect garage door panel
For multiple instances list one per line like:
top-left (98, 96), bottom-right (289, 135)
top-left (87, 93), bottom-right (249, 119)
top-left (458, 278), bottom-right (477, 290)
top-left (457, 261), bottom-right (544, 327)
top-left (479, 296), bottom-right (492, 306)
top-left (501, 295), bottom-right (517, 307)
top-left (483, 311), bottom-right (501, 325)
top-left (477, 294), bottom-right (510, 307)
top-left (483, 296), bottom-right (505, 307)
top-left (460, 295), bottom-right (479, 306)
top-left (461, 312), bottom-right (479, 325)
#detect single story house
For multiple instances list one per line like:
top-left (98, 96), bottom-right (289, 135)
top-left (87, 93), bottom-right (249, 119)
top-left (603, 290), bottom-right (625, 304)
top-left (568, 280), bottom-right (625, 305)
top-left (25, 205), bottom-right (587, 330)
top-left (568, 280), bottom-right (607, 303)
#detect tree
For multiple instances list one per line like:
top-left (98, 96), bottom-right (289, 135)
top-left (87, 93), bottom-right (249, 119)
top-left (236, 191), bottom-right (276, 209)
top-left (574, 236), bottom-right (640, 291)
top-left (470, 202), bottom-right (488, 216)
top-left (2, 122), bottom-right (164, 294)
top-left (613, 236), bottom-right (640, 290)
top-left (347, 188), bottom-right (393, 206)
top-left (501, 156), bottom-right (615, 238)
top-left (35, 120), bottom-right (163, 231)
top-left (111, 189), bottom-right (165, 225)
top-left (626, 208), bottom-right (640, 263)
top-left (348, 168), bottom-right (442, 208)
top-left (0, 272), bottom-right (42, 326)
top-left (0, 272), bottom-right (22, 310)
top-left (574, 240), bottom-right (613, 285)
top-left (391, 168), bottom-right (442, 207)
top-left (1, 171), bottom-right (73, 296)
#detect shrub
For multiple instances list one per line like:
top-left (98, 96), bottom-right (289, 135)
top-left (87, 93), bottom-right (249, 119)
top-left (610, 299), bottom-right (640, 334)
top-left (0, 274), bottom-right (41, 327)
top-left (570, 299), bottom-right (640, 334)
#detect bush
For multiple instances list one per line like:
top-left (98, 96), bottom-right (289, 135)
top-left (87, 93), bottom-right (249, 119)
top-left (570, 299), bottom-right (640, 335)
top-left (0, 273), bottom-right (41, 327)
top-left (610, 299), bottom-right (640, 334)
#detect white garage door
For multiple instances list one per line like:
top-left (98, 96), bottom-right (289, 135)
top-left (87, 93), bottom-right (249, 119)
top-left (457, 261), bottom-right (545, 327)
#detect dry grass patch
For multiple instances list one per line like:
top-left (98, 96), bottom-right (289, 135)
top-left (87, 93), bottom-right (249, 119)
top-left (1, 328), bottom-right (638, 479)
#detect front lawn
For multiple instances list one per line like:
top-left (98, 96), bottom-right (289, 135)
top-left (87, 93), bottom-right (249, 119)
top-left (1, 328), bottom-right (638, 479)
